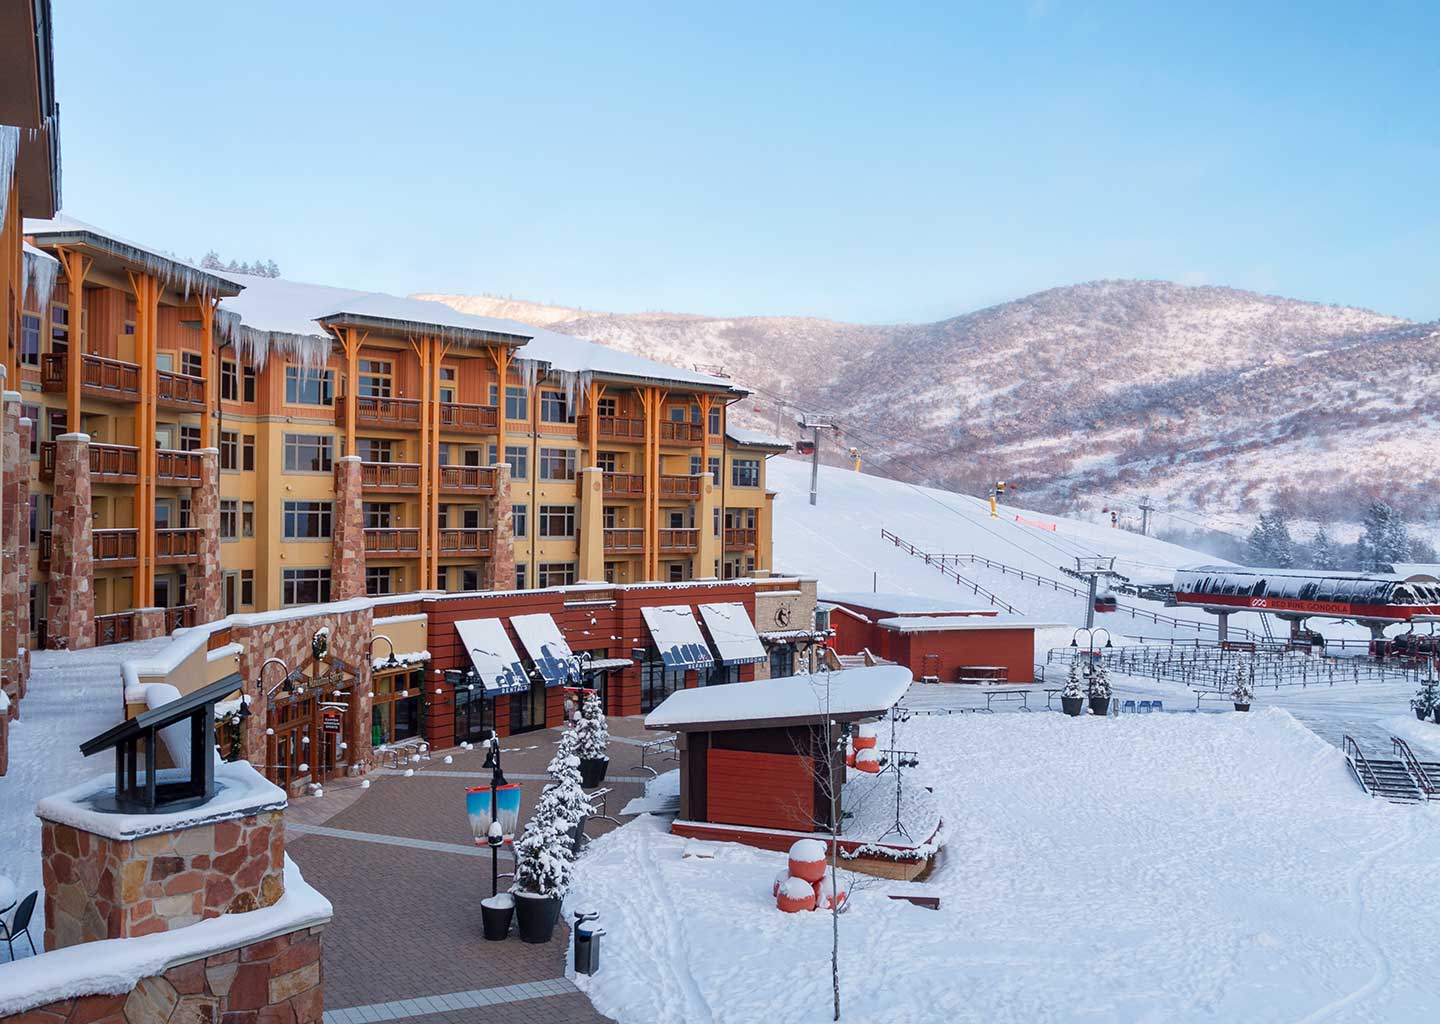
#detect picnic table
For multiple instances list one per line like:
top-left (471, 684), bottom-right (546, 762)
top-left (632, 735), bottom-right (677, 777)
top-left (983, 689), bottom-right (1030, 712)
top-left (1043, 688), bottom-right (1067, 710)
top-left (376, 736), bottom-right (431, 770)
top-left (1192, 692), bottom-right (1233, 711)
top-left (957, 666), bottom-right (1009, 685)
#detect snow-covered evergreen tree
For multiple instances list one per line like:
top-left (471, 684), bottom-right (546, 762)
top-left (1305, 526), bottom-right (1338, 569)
top-left (573, 690), bottom-right (609, 762)
top-left (510, 784), bottom-right (576, 898)
top-left (1231, 660), bottom-right (1255, 705)
top-left (1411, 674), bottom-right (1439, 716)
top-left (1357, 502), bottom-right (1413, 571)
top-left (1086, 660), bottom-right (1111, 700)
top-left (1062, 658), bottom-right (1084, 698)
top-left (545, 727), bottom-right (593, 831)
top-left (1247, 511), bottom-right (1294, 567)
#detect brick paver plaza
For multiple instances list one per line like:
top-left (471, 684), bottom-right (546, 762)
top-left (290, 717), bottom-right (668, 1024)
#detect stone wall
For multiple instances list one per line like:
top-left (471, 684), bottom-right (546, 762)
top-left (41, 809), bottom-right (285, 951)
top-left (194, 448), bottom-right (223, 625)
top-left (5, 925), bottom-right (325, 1024)
top-left (45, 433), bottom-right (95, 651)
top-left (482, 464), bottom-right (515, 591)
top-left (330, 457), bottom-right (364, 601)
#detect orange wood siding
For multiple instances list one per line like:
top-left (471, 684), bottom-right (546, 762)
top-left (705, 748), bottom-right (814, 831)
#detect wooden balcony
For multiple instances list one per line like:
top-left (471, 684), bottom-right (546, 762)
top-left (658, 528), bottom-right (699, 554)
top-left (602, 472), bottom-right (645, 499)
top-left (40, 441), bottom-right (139, 485)
top-left (364, 528), bottom-right (420, 555)
top-left (659, 420), bottom-right (704, 444)
top-left (577, 414), bottom-right (646, 443)
top-left (360, 461), bottom-right (422, 491)
top-left (155, 368), bottom-right (206, 411)
top-left (439, 527), bottom-right (494, 557)
top-left (438, 465), bottom-right (498, 495)
top-left (41, 352), bottom-right (140, 404)
top-left (166, 604), bottom-right (198, 632)
top-left (724, 527), bottom-right (758, 549)
top-left (155, 528), bottom-right (202, 564)
top-left (603, 527), bottom-right (644, 554)
top-left (439, 402), bottom-right (499, 434)
top-left (39, 528), bottom-right (142, 569)
top-left (156, 449), bottom-right (204, 486)
top-left (336, 396), bottom-right (423, 431)
top-left (660, 475), bottom-right (701, 500)
top-left (95, 611), bottom-right (136, 648)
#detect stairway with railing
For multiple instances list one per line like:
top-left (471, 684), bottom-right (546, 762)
top-left (878, 529), bottom-right (1022, 614)
top-left (1343, 735), bottom-right (1436, 803)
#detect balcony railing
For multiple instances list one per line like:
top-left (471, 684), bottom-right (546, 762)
top-left (40, 528), bottom-right (142, 569)
top-left (155, 528), bottom-right (201, 564)
top-left (155, 368), bottom-right (207, 410)
top-left (364, 528), bottom-right (420, 555)
top-left (603, 527), bottom-right (644, 553)
top-left (439, 402), bottom-right (499, 434)
top-left (359, 462), bottom-right (422, 491)
top-left (41, 352), bottom-right (140, 403)
top-left (602, 472), bottom-right (646, 498)
top-left (660, 475), bottom-right (702, 500)
top-left (438, 527), bottom-right (494, 556)
top-left (336, 396), bottom-right (424, 430)
top-left (659, 420), bottom-right (704, 443)
top-left (438, 465), bottom-right (498, 495)
top-left (156, 448), bottom-right (204, 486)
top-left (166, 604), bottom-right (198, 633)
top-left (725, 527), bottom-right (758, 549)
top-left (40, 441), bottom-right (138, 484)
top-left (658, 528), bottom-right (699, 553)
top-left (577, 414), bottom-right (646, 442)
top-left (95, 611), bottom-right (136, 648)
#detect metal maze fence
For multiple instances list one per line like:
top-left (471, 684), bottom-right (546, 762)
top-left (1046, 645), bottom-right (1421, 692)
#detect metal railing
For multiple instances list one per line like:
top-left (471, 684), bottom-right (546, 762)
top-left (1392, 737), bottom-right (1437, 799)
top-left (1049, 644), bottom-right (1419, 691)
top-left (879, 529), bottom-right (1021, 614)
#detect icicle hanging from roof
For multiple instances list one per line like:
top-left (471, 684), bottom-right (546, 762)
top-left (0, 126), bottom-right (18, 232)
top-left (229, 325), bottom-right (335, 372)
top-left (22, 242), bottom-right (59, 313)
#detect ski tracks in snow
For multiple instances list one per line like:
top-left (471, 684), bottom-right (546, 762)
top-left (630, 825), bottom-right (716, 1024)
top-left (1292, 815), bottom-right (1418, 1024)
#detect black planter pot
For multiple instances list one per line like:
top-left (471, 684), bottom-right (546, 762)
top-left (1061, 695), bottom-right (1084, 717)
top-left (580, 756), bottom-right (609, 788)
top-left (514, 892), bottom-right (563, 944)
top-left (1416, 707), bottom-right (1428, 721)
top-left (481, 896), bottom-right (514, 941)
top-left (1433, 705), bottom-right (1440, 724)
top-left (1088, 697), bottom-right (1110, 716)
top-left (1234, 703), bottom-right (1251, 712)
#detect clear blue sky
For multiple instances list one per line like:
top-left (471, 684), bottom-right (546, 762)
top-left (52, 1), bottom-right (1440, 323)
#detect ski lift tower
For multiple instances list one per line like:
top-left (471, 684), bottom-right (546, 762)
top-left (796, 414), bottom-right (834, 506)
top-left (1074, 555), bottom-right (1119, 629)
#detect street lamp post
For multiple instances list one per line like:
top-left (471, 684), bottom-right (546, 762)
top-left (483, 730), bottom-right (507, 897)
top-left (1070, 627), bottom-right (1112, 682)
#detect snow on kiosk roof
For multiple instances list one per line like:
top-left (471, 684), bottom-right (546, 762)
top-left (644, 665), bottom-right (912, 732)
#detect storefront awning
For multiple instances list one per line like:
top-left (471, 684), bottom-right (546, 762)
top-left (698, 602), bottom-right (768, 665)
top-left (510, 613), bottom-right (581, 688)
top-left (454, 618), bottom-right (531, 695)
top-left (641, 605), bottom-right (715, 670)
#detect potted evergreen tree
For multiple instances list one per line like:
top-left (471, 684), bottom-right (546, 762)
top-left (511, 785), bottom-right (577, 943)
top-left (547, 727), bottom-right (594, 849)
top-left (1231, 660), bottom-right (1254, 712)
top-left (1411, 674), bottom-right (1439, 721)
top-left (574, 690), bottom-right (610, 787)
top-left (1061, 660), bottom-right (1085, 717)
top-left (1086, 661), bottom-right (1112, 716)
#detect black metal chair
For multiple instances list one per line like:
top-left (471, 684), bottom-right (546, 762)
top-left (2, 890), bottom-right (37, 960)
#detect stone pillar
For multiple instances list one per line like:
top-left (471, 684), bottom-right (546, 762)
top-left (482, 463), bottom-right (515, 591)
top-left (134, 606), bottom-right (167, 641)
top-left (577, 466), bottom-right (604, 583)
top-left (16, 415), bottom-right (30, 698)
top-left (47, 433), bottom-right (96, 651)
top-left (194, 447), bottom-right (223, 625)
top-left (1, 391), bottom-right (19, 698)
top-left (695, 471), bottom-right (719, 579)
top-left (331, 455), bottom-right (365, 600)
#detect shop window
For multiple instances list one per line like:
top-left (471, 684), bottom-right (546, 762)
top-left (371, 668), bottom-right (425, 746)
top-left (453, 670), bottom-right (491, 744)
top-left (509, 677), bottom-right (547, 734)
top-left (640, 657), bottom-right (686, 713)
top-left (769, 645), bottom-right (795, 679)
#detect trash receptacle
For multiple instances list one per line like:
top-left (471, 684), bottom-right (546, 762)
top-left (574, 922), bottom-right (604, 974)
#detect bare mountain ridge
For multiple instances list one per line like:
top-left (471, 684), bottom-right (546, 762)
top-left (418, 281), bottom-right (1433, 527)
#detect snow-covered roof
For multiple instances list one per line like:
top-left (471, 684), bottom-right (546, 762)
top-left (316, 292), bottom-right (535, 348)
top-left (1383, 563), bottom-right (1440, 580)
top-left (511, 321), bottom-right (739, 391)
top-left (821, 591), bottom-right (997, 617)
top-left (725, 426), bottom-right (790, 450)
top-left (24, 214), bottom-right (243, 298)
top-left (644, 665), bottom-right (912, 731)
top-left (875, 615), bottom-right (1067, 633)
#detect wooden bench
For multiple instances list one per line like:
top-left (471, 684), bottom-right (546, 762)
top-left (983, 689), bottom-right (1029, 712)
top-left (957, 665), bottom-right (1009, 685)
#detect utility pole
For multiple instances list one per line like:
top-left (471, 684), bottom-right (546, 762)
top-left (1138, 496), bottom-right (1155, 537)
top-left (797, 414), bottom-right (834, 506)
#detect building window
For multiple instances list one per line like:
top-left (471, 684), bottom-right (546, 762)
top-left (357, 438), bottom-right (393, 463)
top-left (690, 455), bottom-right (702, 475)
top-left (363, 503), bottom-right (394, 529)
top-left (20, 314), bottom-right (41, 366)
top-left (512, 504), bottom-right (527, 538)
top-left (219, 431), bottom-right (238, 471)
top-left (179, 498), bottom-right (192, 529)
top-left (22, 404), bottom-right (38, 456)
top-left (220, 500), bottom-right (238, 540)
top-left (540, 390), bottom-right (573, 423)
top-left (538, 562), bottom-right (576, 587)
top-left (709, 406), bottom-right (721, 435)
top-left (713, 507), bottom-right (721, 537)
top-left (285, 366), bottom-right (334, 405)
top-left (282, 568), bottom-right (332, 606)
top-left (283, 501), bottom-right (334, 539)
top-left (243, 365), bottom-right (257, 402)
top-left (284, 433), bottom-right (334, 472)
top-left (732, 458), bottom-right (761, 488)
top-left (29, 494), bottom-right (38, 544)
top-left (709, 456), bottom-right (721, 484)
top-left (769, 644), bottom-right (795, 679)
top-left (596, 451), bottom-right (617, 473)
top-left (539, 447), bottom-right (576, 481)
top-left (242, 434), bottom-right (256, 471)
top-left (504, 445), bottom-right (528, 479)
top-left (181, 351), bottom-right (203, 378)
top-left (439, 365), bottom-right (457, 404)
top-left (242, 501), bottom-right (255, 538)
top-left (358, 359), bottom-right (392, 398)
top-left (241, 570), bottom-right (254, 606)
top-left (366, 567), bottom-right (394, 596)
top-left (220, 361), bottom-right (238, 401)
top-left (597, 397), bottom-right (617, 417)
top-left (539, 505), bottom-right (576, 539)
top-left (516, 564), bottom-right (528, 589)
top-left (667, 562), bottom-right (685, 582)
top-left (50, 304), bottom-right (69, 352)
top-left (490, 384), bottom-right (527, 421)
top-left (179, 426), bottom-right (201, 451)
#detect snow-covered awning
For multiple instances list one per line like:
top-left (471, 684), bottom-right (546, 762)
top-left (454, 618), bottom-right (530, 695)
top-left (698, 602), bottom-right (767, 665)
top-left (510, 613), bottom-right (582, 688)
top-left (641, 605), bottom-right (715, 670)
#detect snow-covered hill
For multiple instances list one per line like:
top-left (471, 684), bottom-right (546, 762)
top-left (419, 280), bottom-right (1432, 531)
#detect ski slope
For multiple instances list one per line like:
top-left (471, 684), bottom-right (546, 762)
top-left (767, 458), bottom-right (1313, 643)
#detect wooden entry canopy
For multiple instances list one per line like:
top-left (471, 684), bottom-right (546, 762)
top-left (79, 673), bottom-right (244, 813)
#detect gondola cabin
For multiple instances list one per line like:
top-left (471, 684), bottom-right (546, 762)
top-left (1172, 566), bottom-right (1440, 623)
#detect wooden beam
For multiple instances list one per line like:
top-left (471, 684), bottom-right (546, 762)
top-left (197, 297), bottom-right (217, 448)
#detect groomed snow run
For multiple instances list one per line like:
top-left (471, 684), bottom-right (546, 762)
top-left (568, 708), bottom-right (1440, 1023)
